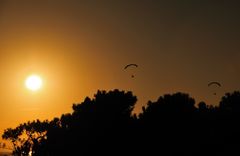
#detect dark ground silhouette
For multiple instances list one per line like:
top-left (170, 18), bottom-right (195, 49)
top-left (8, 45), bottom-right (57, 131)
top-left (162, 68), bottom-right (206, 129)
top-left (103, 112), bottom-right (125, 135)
top-left (2, 89), bottom-right (240, 156)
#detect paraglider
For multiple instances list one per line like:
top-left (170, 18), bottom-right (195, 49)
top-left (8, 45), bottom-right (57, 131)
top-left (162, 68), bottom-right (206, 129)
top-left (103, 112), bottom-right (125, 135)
top-left (124, 64), bottom-right (138, 78)
top-left (208, 82), bottom-right (221, 87)
top-left (208, 81), bottom-right (221, 95)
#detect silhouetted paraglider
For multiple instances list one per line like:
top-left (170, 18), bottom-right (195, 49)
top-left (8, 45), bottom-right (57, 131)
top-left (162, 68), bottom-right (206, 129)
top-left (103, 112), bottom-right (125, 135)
top-left (208, 82), bottom-right (221, 87)
top-left (208, 81), bottom-right (221, 95)
top-left (124, 64), bottom-right (138, 78)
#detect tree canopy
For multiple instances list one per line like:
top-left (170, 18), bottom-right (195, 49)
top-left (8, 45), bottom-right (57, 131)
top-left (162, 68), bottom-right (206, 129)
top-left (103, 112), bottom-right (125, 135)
top-left (2, 89), bottom-right (240, 156)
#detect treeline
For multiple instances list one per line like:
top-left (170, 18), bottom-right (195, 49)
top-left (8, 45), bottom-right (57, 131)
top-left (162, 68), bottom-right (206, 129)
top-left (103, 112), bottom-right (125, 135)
top-left (2, 89), bottom-right (240, 156)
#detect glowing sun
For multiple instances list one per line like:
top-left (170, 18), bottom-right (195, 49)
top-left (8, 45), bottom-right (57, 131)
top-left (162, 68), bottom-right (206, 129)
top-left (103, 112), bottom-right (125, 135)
top-left (25, 75), bottom-right (43, 91)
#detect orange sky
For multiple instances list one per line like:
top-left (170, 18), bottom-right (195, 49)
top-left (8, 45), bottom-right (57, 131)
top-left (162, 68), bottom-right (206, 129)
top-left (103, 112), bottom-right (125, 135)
top-left (0, 0), bottom-right (240, 149)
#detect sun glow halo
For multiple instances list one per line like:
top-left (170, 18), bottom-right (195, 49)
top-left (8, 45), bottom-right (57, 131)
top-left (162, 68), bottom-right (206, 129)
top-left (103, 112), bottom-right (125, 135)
top-left (25, 75), bottom-right (43, 91)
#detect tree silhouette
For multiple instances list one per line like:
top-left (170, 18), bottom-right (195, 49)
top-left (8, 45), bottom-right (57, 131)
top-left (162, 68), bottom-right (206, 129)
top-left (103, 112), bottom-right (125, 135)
top-left (2, 89), bottom-right (240, 156)
top-left (138, 92), bottom-right (197, 155)
top-left (2, 120), bottom-right (49, 156)
top-left (44, 89), bottom-right (137, 155)
top-left (217, 91), bottom-right (240, 152)
top-left (220, 91), bottom-right (240, 112)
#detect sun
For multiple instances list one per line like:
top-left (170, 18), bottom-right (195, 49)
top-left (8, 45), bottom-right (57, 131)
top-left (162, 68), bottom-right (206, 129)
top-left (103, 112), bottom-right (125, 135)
top-left (25, 75), bottom-right (43, 91)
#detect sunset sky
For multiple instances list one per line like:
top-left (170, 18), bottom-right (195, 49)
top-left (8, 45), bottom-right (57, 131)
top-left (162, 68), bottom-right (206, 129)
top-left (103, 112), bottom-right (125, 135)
top-left (0, 0), bottom-right (240, 147)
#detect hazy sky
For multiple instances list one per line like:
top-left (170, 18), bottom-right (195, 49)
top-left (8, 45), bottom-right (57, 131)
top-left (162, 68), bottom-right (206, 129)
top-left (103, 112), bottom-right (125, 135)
top-left (0, 0), bottom-right (240, 146)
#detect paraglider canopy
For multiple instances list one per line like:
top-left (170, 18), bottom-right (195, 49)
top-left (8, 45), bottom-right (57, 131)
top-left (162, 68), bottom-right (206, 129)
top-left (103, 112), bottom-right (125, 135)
top-left (208, 82), bottom-right (221, 87)
top-left (208, 81), bottom-right (221, 95)
top-left (124, 64), bottom-right (138, 69)
top-left (124, 64), bottom-right (138, 78)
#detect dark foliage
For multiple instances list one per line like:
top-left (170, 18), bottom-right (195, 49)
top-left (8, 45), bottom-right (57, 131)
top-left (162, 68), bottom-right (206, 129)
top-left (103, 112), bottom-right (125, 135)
top-left (2, 89), bottom-right (240, 156)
